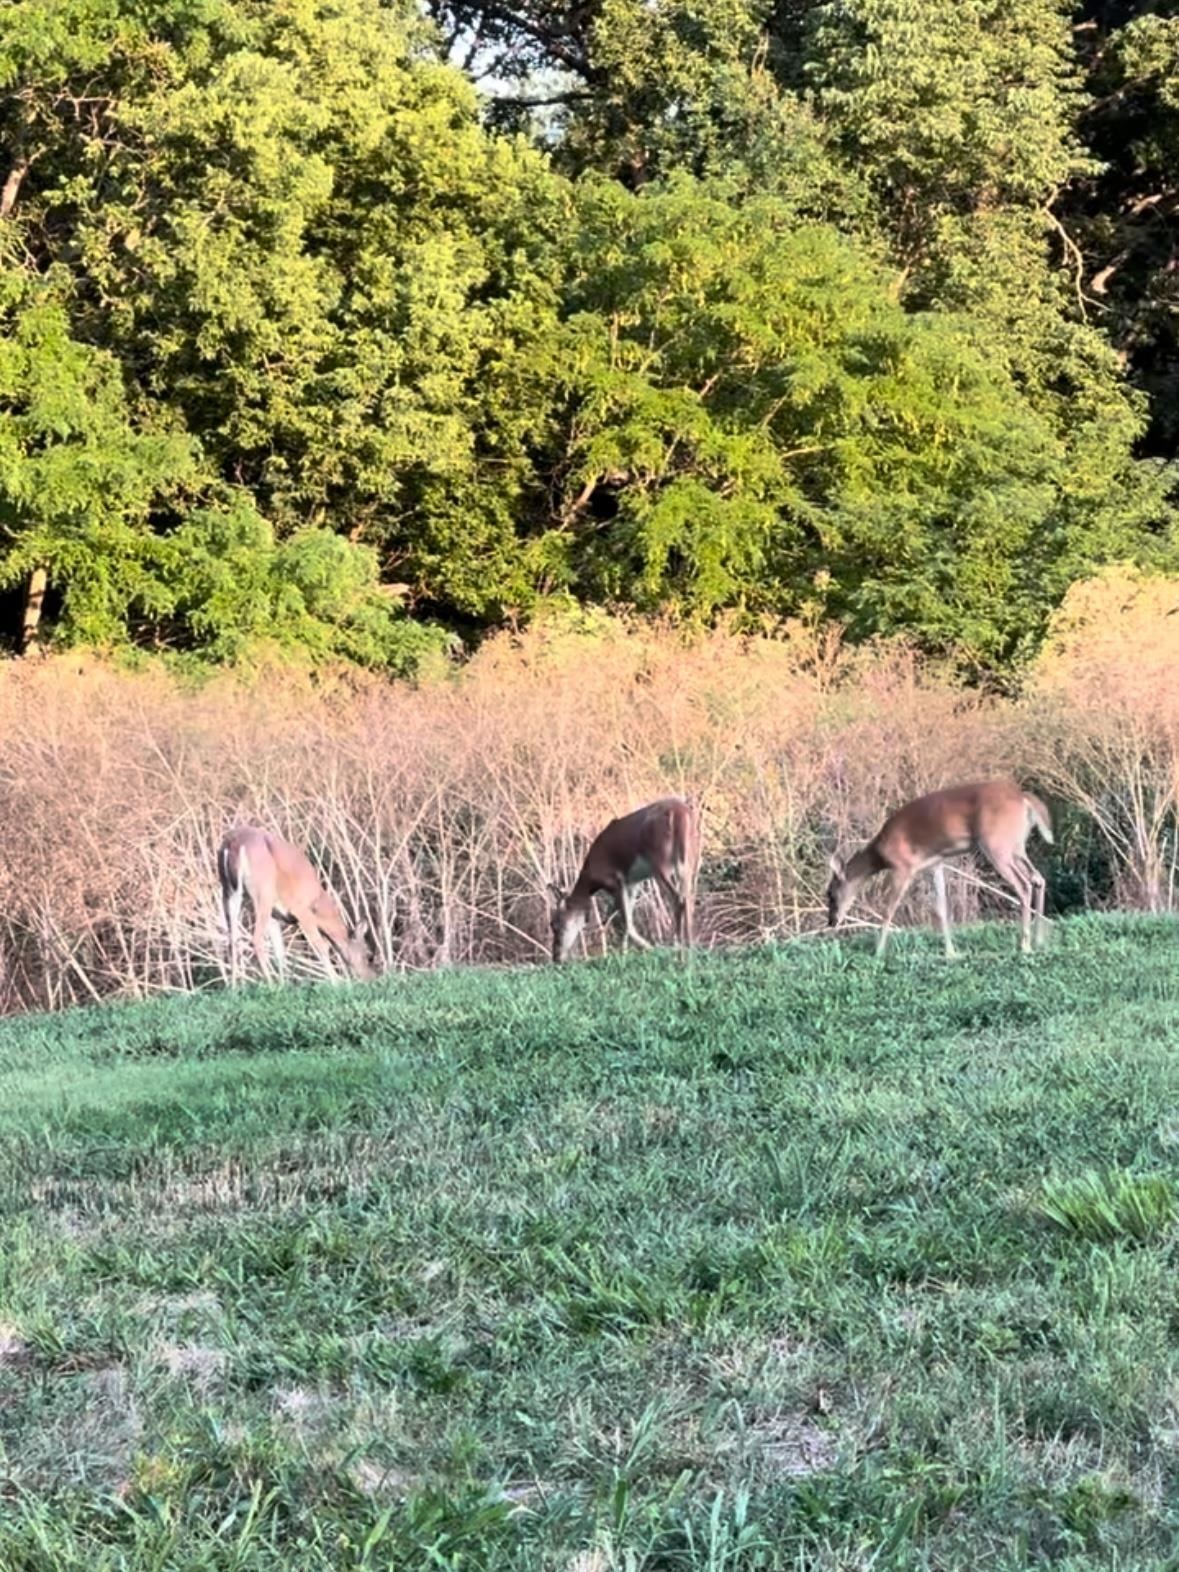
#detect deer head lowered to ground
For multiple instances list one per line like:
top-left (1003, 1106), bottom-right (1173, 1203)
top-left (217, 826), bottom-right (377, 983)
top-left (548, 796), bottom-right (699, 963)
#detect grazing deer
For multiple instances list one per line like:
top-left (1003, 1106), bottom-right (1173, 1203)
top-left (827, 780), bottom-right (1053, 957)
top-left (217, 827), bottom-right (376, 983)
top-left (549, 797), bottom-right (698, 963)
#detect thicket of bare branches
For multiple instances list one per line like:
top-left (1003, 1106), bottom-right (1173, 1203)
top-left (1, 573), bottom-right (1175, 1014)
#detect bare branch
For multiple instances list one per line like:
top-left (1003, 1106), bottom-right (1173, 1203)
top-left (563, 474), bottom-right (599, 520)
top-left (484, 89), bottom-right (595, 108)
top-left (1043, 200), bottom-right (1093, 319)
top-left (1091, 252), bottom-right (1129, 296)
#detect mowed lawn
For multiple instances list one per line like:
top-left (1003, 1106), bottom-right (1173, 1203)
top-left (2, 917), bottom-right (1179, 1569)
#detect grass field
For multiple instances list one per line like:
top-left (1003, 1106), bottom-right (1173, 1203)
top-left (2, 915), bottom-right (1179, 1569)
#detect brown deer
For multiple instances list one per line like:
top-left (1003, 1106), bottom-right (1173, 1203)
top-left (549, 797), bottom-right (698, 963)
top-left (827, 780), bottom-right (1053, 957)
top-left (217, 827), bottom-right (376, 983)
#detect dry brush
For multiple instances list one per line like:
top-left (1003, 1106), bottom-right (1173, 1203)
top-left (0, 571), bottom-right (1174, 1012)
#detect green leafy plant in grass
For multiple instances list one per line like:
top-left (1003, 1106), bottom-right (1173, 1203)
top-left (1037, 1169), bottom-right (1178, 1243)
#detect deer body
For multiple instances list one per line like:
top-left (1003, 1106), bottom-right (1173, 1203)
top-left (550, 797), bottom-right (697, 963)
top-left (827, 780), bottom-right (1052, 957)
top-left (218, 827), bottom-right (375, 983)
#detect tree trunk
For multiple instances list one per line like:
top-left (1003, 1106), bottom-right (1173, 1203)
top-left (20, 567), bottom-right (47, 651)
top-left (0, 157), bottom-right (29, 220)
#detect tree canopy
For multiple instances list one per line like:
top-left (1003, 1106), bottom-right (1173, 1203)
top-left (0, 0), bottom-right (1174, 672)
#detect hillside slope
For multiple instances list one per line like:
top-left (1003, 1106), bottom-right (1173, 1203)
top-left (1, 916), bottom-right (1178, 1568)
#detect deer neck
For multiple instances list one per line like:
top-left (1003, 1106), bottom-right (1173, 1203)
top-left (847, 845), bottom-right (885, 886)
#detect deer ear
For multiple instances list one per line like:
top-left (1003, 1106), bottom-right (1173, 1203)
top-left (352, 919), bottom-right (369, 943)
top-left (828, 853), bottom-right (844, 878)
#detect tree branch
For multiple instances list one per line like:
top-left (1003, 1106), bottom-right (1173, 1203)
top-left (466, 2), bottom-right (596, 79)
top-left (1091, 251), bottom-right (1130, 296)
top-left (485, 89), bottom-right (595, 108)
top-left (1128, 190), bottom-right (1177, 219)
top-left (564, 474), bottom-right (599, 520)
top-left (0, 105), bottom-right (45, 220)
top-left (0, 157), bottom-right (29, 220)
top-left (1043, 200), bottom-right (1092, 319)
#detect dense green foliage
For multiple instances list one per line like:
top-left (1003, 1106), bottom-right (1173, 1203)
top-left (1, 915), bottom-right (1179, 1565)
top-left (0, 0), bottom-right (1176, 668)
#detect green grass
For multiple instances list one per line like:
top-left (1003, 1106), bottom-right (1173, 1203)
top-left (2, 913), bottom-right (1179, 1568)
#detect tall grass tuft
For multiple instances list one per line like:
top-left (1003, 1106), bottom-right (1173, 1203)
top-left (1037, 1170), bottom-right (1178, 1244)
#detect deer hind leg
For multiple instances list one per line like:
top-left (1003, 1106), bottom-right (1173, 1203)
top-left (876, 869), bottom-right (913, 957)
top-left (223, 888), bottom-right (242, 986)
top-left (985, 851), bottom-right (1034, 954)
top-left (1016, 853), bottom-right (1047, 947)
top-left (679, 862), bottom-right (694, 949)
top-left (249, 906), bottom-right (275, 982)
top-left (930, 863), bottom-right (959, 959)
top-left (652, 865), bottom-right (688, 947)
top-left (1033, 866), bottom-right (1047, 947)
top-left (604, 888), bottom-right (625, 951)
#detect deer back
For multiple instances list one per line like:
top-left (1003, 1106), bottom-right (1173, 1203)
top-left (875, 780), bottom-right (1028, 869)
top-left (221, 827), bottom-right (328, 920)
top-left (578, 797), bottom-right (693, 892)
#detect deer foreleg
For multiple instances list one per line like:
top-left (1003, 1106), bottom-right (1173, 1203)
top-left (617, 882), bottom-right (651, 951)
top-left (265, 917), bottom-right (287, 980)
top-left (296, 915), bottom-right (340, 982)
top-left (250, 911), bottom-right (274, 980)
top-left (930, 863), bottom-right (958, 959)
top-left (876, 870), bottom-right (913, 957)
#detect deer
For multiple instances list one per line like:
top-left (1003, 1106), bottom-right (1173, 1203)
top-left (826, 780), bottom-right (1053, 958)
top-left (549, 797), bottom-right (698, 963)
top-left (217, 826), bottom-right (377, 984)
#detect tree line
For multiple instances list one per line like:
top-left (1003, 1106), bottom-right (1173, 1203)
top-left (1, 0), bottom-right (1175, 674)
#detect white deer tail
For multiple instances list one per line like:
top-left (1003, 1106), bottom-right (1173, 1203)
top-left (218, 838), bottom-right (248, 896)
top-left (1023, 792), bottom-right (1053, 845)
